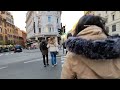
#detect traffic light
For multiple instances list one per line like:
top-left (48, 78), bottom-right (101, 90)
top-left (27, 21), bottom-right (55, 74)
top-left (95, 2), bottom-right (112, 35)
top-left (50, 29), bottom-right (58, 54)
top-left (58, 29), bottom-right (62, 35)
top-left (63, 26), bottom-right (66, 33)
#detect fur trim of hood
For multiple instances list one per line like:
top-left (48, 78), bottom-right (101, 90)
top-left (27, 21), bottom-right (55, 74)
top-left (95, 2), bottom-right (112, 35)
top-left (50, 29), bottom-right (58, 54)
top-left (66, 36), bottom-right (120, 60)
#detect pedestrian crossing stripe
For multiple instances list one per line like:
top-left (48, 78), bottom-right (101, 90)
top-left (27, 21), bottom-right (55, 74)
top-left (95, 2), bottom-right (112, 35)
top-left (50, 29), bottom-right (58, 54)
top-left (0, 52), bottom-right (24, 56)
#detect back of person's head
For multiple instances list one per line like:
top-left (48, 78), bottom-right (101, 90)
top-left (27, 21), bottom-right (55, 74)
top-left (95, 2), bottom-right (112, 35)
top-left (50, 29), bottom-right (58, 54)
top-left (67, 33), bottom-right (72, 39)
top-left (73, 15), bottom-right (109, 37)
top-left (42, 37), bottom-right (45, 40)
top-left (49, 37), bottom-right (55, 44)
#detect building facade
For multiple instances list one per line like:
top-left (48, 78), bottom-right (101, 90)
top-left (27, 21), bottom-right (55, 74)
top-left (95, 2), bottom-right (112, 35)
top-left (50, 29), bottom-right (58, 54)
top-left (26, 11), bottom-right (36, 40)
top-left (84, 11), bottom-right (120, 36)
top-left (13, 26), bottom-right (27, 47)
top-left (0, 11), bottom-right (15, 45)
top-left (26, 11), bottom-right (62, 43)
top-left (22, 30), bottom-right (27, 47)
top-left (0, 11), bottom-right (27, 47)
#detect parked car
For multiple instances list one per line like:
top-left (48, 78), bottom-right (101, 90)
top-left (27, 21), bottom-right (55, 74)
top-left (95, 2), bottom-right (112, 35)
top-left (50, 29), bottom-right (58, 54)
top-left (0, 47), bottom-right (4, 53)
top-left (3, 47), bottom-right (9, 52)
top-left (14, 45), bottom-right (22, 53)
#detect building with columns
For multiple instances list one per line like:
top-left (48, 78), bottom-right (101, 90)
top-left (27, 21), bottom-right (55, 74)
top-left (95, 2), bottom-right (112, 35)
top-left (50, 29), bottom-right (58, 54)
top-left (84, 11), bottom-right (120, 36)
top-left (25, 11), bottom-right (62, 44)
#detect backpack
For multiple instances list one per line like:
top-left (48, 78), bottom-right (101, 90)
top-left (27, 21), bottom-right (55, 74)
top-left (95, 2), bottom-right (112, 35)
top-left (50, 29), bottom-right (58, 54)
top-left (41, 41), bottom-right (47, 50)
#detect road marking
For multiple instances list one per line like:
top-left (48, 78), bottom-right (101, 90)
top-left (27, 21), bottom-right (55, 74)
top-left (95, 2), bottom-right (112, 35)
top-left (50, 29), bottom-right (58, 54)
top-left (5, 53), bottom-right (9, 55)
top-left (0, 54), bottom-right (3, 56)
top-left (0, 66), bottom-right (8, 70)
top-left (24, 59), bottom-right (42, 64)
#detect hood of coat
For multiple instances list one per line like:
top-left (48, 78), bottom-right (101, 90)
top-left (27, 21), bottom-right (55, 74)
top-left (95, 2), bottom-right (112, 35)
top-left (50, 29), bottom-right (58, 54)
top-left (66, 26), bottom-right (120, 60)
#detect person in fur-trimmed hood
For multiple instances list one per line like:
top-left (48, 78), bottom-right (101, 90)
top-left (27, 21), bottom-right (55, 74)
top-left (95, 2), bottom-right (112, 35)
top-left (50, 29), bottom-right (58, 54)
top-left (61, 15), bottom-right (120, 79)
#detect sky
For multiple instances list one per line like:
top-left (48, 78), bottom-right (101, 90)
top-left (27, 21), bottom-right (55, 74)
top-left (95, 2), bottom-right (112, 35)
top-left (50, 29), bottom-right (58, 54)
top-left (10, 11), bottom-right (84, 33)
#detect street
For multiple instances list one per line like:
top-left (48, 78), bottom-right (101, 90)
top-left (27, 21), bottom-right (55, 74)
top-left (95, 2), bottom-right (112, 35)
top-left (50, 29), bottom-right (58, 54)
top-left (0, 49), bottom-right (65, 79)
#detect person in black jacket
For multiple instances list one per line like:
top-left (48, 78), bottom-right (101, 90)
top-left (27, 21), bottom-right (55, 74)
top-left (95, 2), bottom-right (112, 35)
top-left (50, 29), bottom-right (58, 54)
top-left (66, 33), bottom-right (72, 54)
top-left (40, 38), bottom-right (49, 67)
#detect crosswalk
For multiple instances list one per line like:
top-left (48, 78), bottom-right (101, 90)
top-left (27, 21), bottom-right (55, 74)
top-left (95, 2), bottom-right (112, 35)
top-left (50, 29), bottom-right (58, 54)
top-left (61, 56), bottom-right (66, 67)
top-left (0, 52), bottom-right (23, 57)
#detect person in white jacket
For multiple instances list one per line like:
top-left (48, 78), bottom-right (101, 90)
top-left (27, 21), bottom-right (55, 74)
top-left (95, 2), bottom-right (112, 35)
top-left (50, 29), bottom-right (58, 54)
top-left (47, 37), bottom-right (58, 67)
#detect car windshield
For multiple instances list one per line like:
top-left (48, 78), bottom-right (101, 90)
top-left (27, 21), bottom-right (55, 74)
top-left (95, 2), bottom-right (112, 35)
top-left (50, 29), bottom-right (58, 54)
top-left (15, 45), bottom-right (21, 48)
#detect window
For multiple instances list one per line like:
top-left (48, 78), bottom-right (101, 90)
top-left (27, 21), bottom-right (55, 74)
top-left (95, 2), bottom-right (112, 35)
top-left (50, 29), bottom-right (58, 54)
top-left (57, 18), bottom-right (58, 23)
top-left (112, 15), bottom-right (115, 21)
top-left (49, 27), bottom-right (51, 32)
top-left (48, 16), bottom-right (51, 22)
top-left (0, 27), bottom-right (2, 33)
top-left (113, 34), bottom-right (119, 36)
top-left (39, 28), bottom-right (41, 33)
top-left (1, 11), bottom-right (5, 14)
top-left (106, 26), bottom-right (109, 33)
top-left (4, 22), bottom-right (6, 27)
top-left (5, 29), bottom-right (7, 34)
top-left (34, 22), bottom-right (36, 33)
top-left (112, 25), bottom-right (116, 32)
top-left (105, 18), bottom-right (108, 23)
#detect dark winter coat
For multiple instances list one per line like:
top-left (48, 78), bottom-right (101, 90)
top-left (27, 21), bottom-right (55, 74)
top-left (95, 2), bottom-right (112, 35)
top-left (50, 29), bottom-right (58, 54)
top-left (61, 25), bottom-right (120, 79)
top-left (40, 40), bottom-right (48, 55)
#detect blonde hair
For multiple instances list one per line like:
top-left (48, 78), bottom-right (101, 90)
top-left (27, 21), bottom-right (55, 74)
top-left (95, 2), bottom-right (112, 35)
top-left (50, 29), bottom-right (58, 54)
top-left (48, 37), bottom-right (55, 44)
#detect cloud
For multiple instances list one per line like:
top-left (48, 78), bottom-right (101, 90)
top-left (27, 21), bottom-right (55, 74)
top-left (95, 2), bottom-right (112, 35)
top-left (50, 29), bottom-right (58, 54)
top-left (61, 11), bottom-right (84, 33)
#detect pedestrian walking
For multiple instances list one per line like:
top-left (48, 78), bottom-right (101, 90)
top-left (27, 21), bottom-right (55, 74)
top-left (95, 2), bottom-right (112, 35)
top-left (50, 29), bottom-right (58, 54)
top-left (62, 33), bottom-right (72, 55)
top-left (40, 38), bottom-right (49, 67)
top-left (61, 15), bottom-right (120, 79)
top-left (47, 37), bottom-right (58, 67)
top-left (66, 33), bottom-right (72, 54)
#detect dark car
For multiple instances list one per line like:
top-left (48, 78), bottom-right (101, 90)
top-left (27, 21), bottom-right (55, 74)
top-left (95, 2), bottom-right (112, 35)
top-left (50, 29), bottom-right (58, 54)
top-left (0, 47), bottom-right (4, 53)
top-left (3, 47), bottom-right (9, 52)
top-left (14, 45), bottom-right (22, 53)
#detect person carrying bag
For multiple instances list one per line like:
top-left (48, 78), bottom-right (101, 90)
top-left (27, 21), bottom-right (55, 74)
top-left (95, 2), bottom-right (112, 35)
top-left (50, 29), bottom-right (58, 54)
top-left (47, 37), bottom-right (58, 67)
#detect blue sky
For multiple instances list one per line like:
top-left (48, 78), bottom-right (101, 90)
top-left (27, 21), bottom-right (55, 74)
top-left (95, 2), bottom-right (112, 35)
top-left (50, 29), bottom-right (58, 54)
top-left (10, 11), bottom-right (84, 33)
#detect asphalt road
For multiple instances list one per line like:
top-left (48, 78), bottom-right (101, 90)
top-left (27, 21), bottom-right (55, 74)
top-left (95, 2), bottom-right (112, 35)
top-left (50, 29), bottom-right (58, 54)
top-left (0, 49), bottom-right (64, 79)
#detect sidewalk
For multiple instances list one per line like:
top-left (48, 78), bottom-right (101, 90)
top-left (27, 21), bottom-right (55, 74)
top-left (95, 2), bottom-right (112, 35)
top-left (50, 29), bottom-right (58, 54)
top-left (23, 48), bottom-right (66, 57)
top-left (56, 49), bottom-right (66, 57)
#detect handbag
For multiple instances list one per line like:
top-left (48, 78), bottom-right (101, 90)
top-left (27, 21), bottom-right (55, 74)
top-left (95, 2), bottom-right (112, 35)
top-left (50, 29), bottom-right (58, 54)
top-left (53, 43), bottom-right (59, 55)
